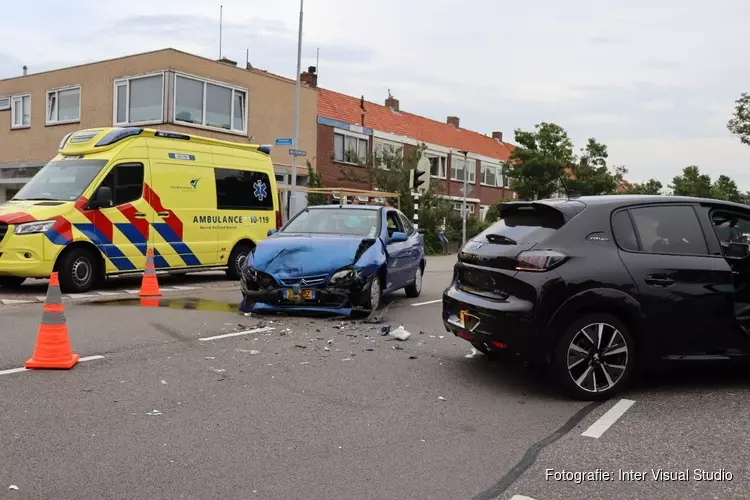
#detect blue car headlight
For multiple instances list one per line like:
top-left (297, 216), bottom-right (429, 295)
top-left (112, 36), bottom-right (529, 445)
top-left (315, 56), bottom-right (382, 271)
top-left (329, 266), bottom-right (360, 285)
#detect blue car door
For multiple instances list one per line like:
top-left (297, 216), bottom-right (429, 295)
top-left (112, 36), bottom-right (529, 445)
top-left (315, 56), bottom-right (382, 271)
top-left (398, 211), bottom-right (422, 282)
top-left (383, 209), bottom-right (410, 291)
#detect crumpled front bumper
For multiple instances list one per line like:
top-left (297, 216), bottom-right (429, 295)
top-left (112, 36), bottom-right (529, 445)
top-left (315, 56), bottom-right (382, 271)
top-left (240, 268), bottom-right (372, 314)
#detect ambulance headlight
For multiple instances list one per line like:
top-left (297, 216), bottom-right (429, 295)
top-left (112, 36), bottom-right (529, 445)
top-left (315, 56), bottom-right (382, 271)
top-left (14, 220), bottom-right (56, 235)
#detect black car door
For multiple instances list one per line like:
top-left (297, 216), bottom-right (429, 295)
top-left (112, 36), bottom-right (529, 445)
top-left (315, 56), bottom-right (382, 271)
top-left (613, 204), bottom-right (735, 356)
top-left (706, 206), bottom-right (750, 349)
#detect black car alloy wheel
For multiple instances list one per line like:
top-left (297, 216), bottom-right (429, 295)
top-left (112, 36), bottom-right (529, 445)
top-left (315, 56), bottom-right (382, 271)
top-left (553, 314), bottom-right (634, 400)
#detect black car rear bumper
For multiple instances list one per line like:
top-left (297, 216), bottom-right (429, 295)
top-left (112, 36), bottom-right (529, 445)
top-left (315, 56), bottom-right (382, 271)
top-left (442, 284), bottom-right (547, 364)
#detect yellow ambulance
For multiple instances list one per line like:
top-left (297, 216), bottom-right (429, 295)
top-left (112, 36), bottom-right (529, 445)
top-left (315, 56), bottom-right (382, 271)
top-left (0, 127), bottom-right (280, 293)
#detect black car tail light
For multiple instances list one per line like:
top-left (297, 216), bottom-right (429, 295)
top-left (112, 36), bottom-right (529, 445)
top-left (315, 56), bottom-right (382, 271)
top-left (515, 250), bottom-right (567, 272)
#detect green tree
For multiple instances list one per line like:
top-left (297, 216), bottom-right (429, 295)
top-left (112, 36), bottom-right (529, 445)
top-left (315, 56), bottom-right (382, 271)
top-left (505, 122), bottom-right (574, 200)
top-left (623, 179), bottom-right (663, 195)
top-left (306, 160), bottom-right (328, 206)
top-left (728, 93), bottom-right (750, 146)
top-left (670, 166), bottom-right (713, 198)
top-left (566, 138), bottom-right (618, 195)
top-left (711, 174), bottom-right (742, 202)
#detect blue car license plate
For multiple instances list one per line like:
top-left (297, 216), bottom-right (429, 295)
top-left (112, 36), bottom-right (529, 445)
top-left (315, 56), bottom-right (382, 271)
top-left (283, 289), bottom-right (316, 301)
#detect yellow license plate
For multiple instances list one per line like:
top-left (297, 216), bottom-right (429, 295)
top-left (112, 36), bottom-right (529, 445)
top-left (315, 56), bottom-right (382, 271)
top-left (283, 289), bottom-right (316, 300)
top-left (459, 310), bottom-right (468, 326)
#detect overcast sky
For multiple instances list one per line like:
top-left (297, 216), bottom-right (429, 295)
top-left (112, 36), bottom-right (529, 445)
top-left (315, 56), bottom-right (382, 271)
top-left (2, 0), bottom-right (750, 190)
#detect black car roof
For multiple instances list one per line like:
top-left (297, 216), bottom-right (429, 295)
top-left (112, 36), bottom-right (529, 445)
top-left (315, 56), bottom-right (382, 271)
top-left (526, 195), bottom-right (750, 211)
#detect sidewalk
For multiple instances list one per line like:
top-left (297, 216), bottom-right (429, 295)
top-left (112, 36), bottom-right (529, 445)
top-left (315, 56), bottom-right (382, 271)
top-left (426, 254), bottom-right (457, 272)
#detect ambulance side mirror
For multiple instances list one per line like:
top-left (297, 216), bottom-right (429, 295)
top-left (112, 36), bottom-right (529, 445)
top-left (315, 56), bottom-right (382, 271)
top-left (89, 186), bottom-right (113, 209)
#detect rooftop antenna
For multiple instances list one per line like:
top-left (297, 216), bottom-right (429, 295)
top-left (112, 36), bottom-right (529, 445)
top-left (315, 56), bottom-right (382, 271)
top-left (557, 172), bottom-right (580, 199)
top-left (246, 48), bottom-right (249, 67)
top-left (388, 88), bottom-right (393, 99)
top-left (316, 47), bottom-right (319, 77)
top-left (219, 5), bottom-right (223, 59)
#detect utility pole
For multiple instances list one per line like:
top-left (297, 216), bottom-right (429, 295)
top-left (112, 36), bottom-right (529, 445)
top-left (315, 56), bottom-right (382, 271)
top-left (459, 150), bottom-right (469, 246)
top-left (289, 0), bottom-right (304, 219)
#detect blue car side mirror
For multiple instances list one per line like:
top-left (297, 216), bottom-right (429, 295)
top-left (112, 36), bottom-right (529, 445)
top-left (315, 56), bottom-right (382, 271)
top-left (390, 231), bottom-right (408, 243)
top-left (267, 228), bottom-right (277, 236)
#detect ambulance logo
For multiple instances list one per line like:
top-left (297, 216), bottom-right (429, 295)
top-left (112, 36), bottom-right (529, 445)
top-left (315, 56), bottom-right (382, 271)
top-left (253, 180), bottom-right (268, 201)
top-left (190, 178), bottom-right (200, 190)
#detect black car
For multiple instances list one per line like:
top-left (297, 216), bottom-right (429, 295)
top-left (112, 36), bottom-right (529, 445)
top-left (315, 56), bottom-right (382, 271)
top-left (443, 195), bottom-right (750, 400)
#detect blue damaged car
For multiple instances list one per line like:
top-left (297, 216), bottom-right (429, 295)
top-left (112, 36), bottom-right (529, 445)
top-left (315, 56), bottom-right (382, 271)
top-left (239, 205), bottom-right (425, 315)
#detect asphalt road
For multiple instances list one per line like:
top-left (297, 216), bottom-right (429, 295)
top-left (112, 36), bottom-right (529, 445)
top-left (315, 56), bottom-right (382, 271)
top-left (1, 255), bottom-right (749, 499)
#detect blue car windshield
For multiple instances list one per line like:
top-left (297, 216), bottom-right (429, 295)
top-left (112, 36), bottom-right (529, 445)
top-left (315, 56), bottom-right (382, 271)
top-left (283, 208), bottom-right (379, 237)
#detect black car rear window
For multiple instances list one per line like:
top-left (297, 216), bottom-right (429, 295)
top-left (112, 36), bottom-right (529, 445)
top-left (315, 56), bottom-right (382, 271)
top-left (611, 210), bottom-right (639, 251)
top-left (477, 204), bottom-right (566, 244)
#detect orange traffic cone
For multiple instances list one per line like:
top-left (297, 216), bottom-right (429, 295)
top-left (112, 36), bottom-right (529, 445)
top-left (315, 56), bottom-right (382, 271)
top-left (139, 297), bottom-right (161, 308)
top-left (139, 248), bottom-right (162, 297)
top-left (25, 272), bottom-right (80, 369)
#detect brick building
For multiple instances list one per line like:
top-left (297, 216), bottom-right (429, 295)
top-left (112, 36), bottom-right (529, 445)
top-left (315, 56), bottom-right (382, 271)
top-left (0, 49), bottom-right (319, 208)
top-left (315, 88), bottom-right (516, 219)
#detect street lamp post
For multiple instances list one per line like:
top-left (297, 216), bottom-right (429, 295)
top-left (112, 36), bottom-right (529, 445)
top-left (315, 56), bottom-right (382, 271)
top-left (458, 150), bottom-right (469, 246)
top-left (289, 0), bottom-right (304, 219)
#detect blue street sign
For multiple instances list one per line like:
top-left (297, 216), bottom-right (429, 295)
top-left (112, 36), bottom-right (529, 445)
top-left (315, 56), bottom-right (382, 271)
top-left (289, 149), bottom-right (307, 157)
top-left (275, 138), bottom-right (293, 146)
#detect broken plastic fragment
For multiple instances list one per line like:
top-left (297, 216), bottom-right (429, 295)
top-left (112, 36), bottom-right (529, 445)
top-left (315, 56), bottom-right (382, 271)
top-left (438, 396), bottom-right (446, 401)
top-left (160, 380), bottom-right (167, 385)
top-left (327, 339), bottom-right (334, 344)
top-left (324, 346), bottom-right (331, 352)
top-left (147, 410), bottom-right (162, 416)
top-left (8, 485), bottom-right (19, 491)
top-left (465, 347), bottom-right (480, 358)
top-left (389, 326), bottom-right (412, 341)
top-left (379, 325), bottom-right (391, 336)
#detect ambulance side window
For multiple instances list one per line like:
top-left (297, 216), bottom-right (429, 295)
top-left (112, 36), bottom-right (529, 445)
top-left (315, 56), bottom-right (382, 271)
top-left (98, 163), bottom-right (144, 206)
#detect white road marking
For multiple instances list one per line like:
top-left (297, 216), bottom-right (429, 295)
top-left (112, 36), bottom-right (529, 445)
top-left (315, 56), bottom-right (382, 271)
top-left (410, 299), bottom-right (441, 307)
top-left (65, 294), bottom-right (100, 299)
top-left (1, 299), bottom-right (37, 305)
top-left (125, 289), bottom-right (141, 294)
top-left (510, 496), bottom-right (538, 500)
top-left (79, 355), bottom-right (106, 362)
top-left (199, 327), bottom-right (275, 342)
top-left (581, 398), bottom-right (635, 438)
top-left (0, 367), bottom-right (28, 376)
top-left (0, 354), bottom-right (105, 376)
top-left (96, 291), bottom-right (124, 296)
top-left (172, 286), bottom-right (201, 290)
top-left (35, 296), bottom-right (48, 302)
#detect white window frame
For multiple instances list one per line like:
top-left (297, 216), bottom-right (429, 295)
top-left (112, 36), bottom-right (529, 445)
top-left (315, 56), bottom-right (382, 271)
top-left (480, 161), bottom-right (503, 188)
top-left (173, 72), bottom-right (248, 135)
top-left (451, 155), bottom-right (476, 184)
top-left (373, 138), bottom-right (403, 170)
top-left (0, 96), bottom-right (9, 111)
top-left (426, 151), bottom-right (447, 179)
top-left (113, 72), bottom-right (166, 127)
top-left (452, 202), bottom-right (475, 215)
top-left (10, 94), bottom-right (31, 129)
top-left (46, 85), bottom-right (81, 126)
top-left (333, 129), bottom-right (369, 165)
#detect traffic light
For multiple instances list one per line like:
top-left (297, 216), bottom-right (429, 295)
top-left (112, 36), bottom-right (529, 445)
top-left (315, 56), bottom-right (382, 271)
top-left (410, 169), bottom-right (426, 191)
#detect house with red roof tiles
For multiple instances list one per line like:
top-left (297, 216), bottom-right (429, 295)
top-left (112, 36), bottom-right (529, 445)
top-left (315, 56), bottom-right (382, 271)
top-left (315, 86), bottom-right (517, 220)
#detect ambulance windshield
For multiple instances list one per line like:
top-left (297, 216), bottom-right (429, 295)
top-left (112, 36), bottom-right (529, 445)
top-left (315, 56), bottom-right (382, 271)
top-left (13, 159), bottom-right (108, 202)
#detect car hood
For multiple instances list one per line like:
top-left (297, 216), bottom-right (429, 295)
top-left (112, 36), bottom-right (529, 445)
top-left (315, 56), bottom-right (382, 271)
top-left (251, 233), bottom-right (379, 278)
top-left (0, 200), bottom-right (76, 224)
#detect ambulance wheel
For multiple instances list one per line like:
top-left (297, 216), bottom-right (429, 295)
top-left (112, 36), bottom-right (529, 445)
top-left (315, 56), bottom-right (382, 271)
top-left (0, 276), bottom-right (25, 289)
top-left (227, 244), bottom-right (251, 281)
top-left (57, 247), bottom-right (98, 294)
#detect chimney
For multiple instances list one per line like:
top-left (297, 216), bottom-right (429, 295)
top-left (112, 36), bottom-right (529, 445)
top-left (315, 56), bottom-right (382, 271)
top-left (447, 116), bottom-right (460, 128)
top-left (217, 57), bottom-right (237, 67)
top-left (492, 131), bottom-right (503, 142)
top-left (385, 90), bottom-right (399, 112)
top-left (300, 66), bottom-right (318, 88)
top-left (22, 65), bottom-right (27, 76)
